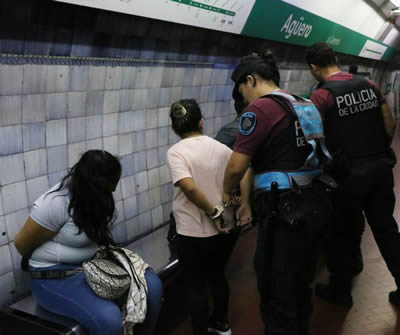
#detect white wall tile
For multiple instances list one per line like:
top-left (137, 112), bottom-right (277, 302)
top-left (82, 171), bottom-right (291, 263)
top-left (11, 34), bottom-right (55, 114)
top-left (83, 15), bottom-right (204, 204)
top-left (158, 145), bottom-right (169, 166)
top-left (86, 91), bottom-right (104, 116)
top-left (173, 68), bottom-right (185, 87)
top-left (0, 191), bottom-right (3, 216)
top-left (85, 115), bottom-right (102, 140)
top-left (119, 133), bottom-right (134, 156)
top-left (121, 67), bottom-right (137, 89)
top-left (158, 127), bottom-right (169, 147)
top-left (118, 111), bottom-right (135, 134)
top-left (23, 65), bottom-right (48, 94)
top-left (145, 109), bottom-right (158, 129)
top-left (24, 149), bottom-right (47, 179)
top-left (5, 208), bottom-right (29, 242)
top-left (0, 216), bottom-right (7, 246)
top-left (103, 113), bottom-right (119, 137)
top-left (46, 119), bottom-right (67, 147)
top-left (0, 125), bottom-right (22, 155)
top-left (133, 151), bottom-right (146, 173)
top-left (113, 182), bottom-right (122, 202)
top-left (22, 122), bottom-right (46, 151)
top-left (22, 94), bottom-right (46, 123)
top-left (135, 171), bottom-right (149, 193)
top-left (158, 107), bottom-right (169, 127)
top-left (121, 175), bottom-right (136, 199)
top-left (149, 187), bottom-right (162, 208)
top-left (135, 68), bottom-right (150, 89)
top-left (2, 181), bottom-right (28, 214)
top-left (0, 154), bottom-right (25, 186)
top-left (26, 176), bottom-right (49, 206)
top-left (103, 90), bottom-right (121, 114)
top-left (69, 66), bottom-right (89, 91)
top-left (86, 138), bottom-right (103, 151)
top-left (68, 117), bottom-right (86, 143)
top-left (120, 154), bottom-right (134, 177)
top-left (8, 243), bottom-right (30, 296)
top-left (67, 92), bottom-right (87, 118)
top-left (119, 89), bottom-right (134, 112)
top-left (123, 196), bottom-right (137, 220)
top-left (135, 131), bottom-right (146, 153)
top-left (0, 65), bottom-right (23, 95)
top-left (0, 272), bottom-right (17, 307)
top-left (138, 211), bottom-right (152, 233)
top-left (133, 89), bottom-right (147, 110)
top-left (0, 96), bottom-right (22, 127)
top-left (132, 110), bottom-right (145, 131)
top-left (151, 206), bottom-right (164, 228)
top-left (137, 191), bottom-right (151, 214)
top-left (105, 67), bottom-right (122, 90)
top-left (88, 66), bottom-right (106, 91)
top-left (45, 93), bottom-right (67, 120)
top-left (114, 200), bottom-right (125, 224)
top-left (163, 202), bottom-right (172, 222)
top-left (68, 142), bottom-right (86, 168)
top-left (103, 136), bottom-right (119, 156)
top-left (159, 165), bottom-right (172, 185)
top-left (46, 65), bottom-right (69, 93)
top-left (125, 217), bottom-right (139, 241)
top-left (146, 149), bottom-right (159, 169)
top-left (47, 145), bottom-right (67, 173)
top-left (111, 222), bottom-right (127, 244)
top-left (161, 183), bottom-right (173, 204)
top-left (145, 129), bottom-right (158, 150)
top-left (148, 167), bottom-right (160, 189)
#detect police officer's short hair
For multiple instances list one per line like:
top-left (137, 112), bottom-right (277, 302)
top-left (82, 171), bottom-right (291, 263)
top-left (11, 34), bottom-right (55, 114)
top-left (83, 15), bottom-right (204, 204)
top-left (231, 51), bottom-right (280, 101)
top-left (305, 42), bottom-right (338, 68)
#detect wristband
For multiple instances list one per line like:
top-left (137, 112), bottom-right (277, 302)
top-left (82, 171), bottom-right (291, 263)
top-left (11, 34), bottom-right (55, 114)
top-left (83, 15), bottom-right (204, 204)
top-left (207, 205), bottom-right (224, 220)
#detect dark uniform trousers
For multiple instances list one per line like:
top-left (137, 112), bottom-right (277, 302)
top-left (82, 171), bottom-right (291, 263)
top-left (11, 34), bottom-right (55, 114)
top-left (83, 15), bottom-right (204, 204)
top-left (254, 185), bottom-right (331, 335)
top-left (325, 157), bottom-right (400, 285)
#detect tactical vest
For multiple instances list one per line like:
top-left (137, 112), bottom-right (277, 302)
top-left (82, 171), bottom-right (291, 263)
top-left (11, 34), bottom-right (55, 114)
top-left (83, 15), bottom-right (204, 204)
top-left (253, 92), bottom-right (332, 191)
top-left (320, 76), bottom-right (389, 160)
top-left (254, 93), bottom-right (327, 173)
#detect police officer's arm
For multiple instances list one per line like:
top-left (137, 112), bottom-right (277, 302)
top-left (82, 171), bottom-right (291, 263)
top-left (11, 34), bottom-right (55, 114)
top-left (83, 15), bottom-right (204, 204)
top-left (223, 152), bottom-right (251, 196)
top-left (381, 103), bottom-right (396, 141)
top-left (176, 177), bottom-right (215, 216)
top-left (237, 167), bottom-right (253, 225)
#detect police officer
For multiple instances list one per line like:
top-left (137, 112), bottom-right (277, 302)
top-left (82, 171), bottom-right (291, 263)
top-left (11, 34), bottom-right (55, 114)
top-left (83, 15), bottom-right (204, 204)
top-left (223, 51), bottom-right (333, 335)
top-left (306, 42), bottom-right (400, 307)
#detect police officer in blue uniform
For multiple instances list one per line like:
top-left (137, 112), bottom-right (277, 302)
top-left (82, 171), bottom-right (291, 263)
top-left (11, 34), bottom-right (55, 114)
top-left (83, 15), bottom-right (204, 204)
top-left (223, 51), bottom-right (334, 335)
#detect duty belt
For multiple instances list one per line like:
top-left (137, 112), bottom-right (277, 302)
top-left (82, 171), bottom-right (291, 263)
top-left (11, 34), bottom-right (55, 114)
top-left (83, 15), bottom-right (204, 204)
top-left (254, 169), bottom-right (322, 191)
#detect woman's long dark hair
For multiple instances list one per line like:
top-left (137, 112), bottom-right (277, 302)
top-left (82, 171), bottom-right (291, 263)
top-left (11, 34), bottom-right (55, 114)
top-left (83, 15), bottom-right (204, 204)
top-left (53, 150), bottom-right (122, 247)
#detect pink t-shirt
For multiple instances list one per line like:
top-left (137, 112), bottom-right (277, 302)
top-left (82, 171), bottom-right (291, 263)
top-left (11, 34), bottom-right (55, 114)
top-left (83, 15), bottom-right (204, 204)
top-left (167, 135), bottom-right (232, 238)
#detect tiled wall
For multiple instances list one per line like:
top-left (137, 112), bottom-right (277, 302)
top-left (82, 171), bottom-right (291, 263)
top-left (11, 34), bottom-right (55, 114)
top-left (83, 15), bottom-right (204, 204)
top-left (0, 0), bottom-right (393, 308)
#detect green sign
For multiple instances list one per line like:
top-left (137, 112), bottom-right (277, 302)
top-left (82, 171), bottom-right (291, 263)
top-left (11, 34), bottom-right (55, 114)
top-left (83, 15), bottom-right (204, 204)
top-left (242, 0), bottom-right (394, 61)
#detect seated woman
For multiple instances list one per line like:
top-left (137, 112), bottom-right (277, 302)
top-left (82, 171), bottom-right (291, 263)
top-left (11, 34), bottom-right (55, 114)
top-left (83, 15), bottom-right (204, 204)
top-left (167, 99), bottom-right (252, 335)
top-left (14, 150), bottom-right (163, 335)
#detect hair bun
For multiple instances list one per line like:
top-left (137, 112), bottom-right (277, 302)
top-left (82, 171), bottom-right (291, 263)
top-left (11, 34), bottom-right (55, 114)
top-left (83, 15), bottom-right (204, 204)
top-left (171, 103), bottom-right (187, 118)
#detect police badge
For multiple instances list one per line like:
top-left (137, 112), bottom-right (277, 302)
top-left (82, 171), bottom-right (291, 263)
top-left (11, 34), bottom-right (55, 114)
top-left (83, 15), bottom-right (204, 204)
top-left (239, 112), bottom-right (257, 135)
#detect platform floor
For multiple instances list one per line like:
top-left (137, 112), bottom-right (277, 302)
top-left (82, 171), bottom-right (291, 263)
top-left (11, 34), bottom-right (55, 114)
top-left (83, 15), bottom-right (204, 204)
top-left (161, 124), bottom-right (400, 335)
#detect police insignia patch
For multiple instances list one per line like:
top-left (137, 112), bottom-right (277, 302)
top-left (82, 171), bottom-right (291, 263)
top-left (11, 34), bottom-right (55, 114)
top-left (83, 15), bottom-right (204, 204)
top-left (239, 112), bottom-right (257, 135)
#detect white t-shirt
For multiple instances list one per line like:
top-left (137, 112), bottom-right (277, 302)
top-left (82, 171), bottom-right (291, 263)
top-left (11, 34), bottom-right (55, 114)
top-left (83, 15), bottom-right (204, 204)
top-left (167, 135), bottom-right (232, 238)
top-left (29, 184), bottom-right (98, 268)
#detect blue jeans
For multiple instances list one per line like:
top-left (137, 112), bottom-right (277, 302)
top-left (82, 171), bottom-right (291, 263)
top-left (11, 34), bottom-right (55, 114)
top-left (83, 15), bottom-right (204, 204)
top-left (30, 264), bottom-right (163, 335)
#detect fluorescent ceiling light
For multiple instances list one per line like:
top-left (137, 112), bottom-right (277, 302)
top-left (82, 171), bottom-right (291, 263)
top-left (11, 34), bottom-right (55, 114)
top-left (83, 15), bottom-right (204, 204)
top-left (391, 0), bottom-right (400, 7)
top-left (392, 8), bottom-right (400, 16)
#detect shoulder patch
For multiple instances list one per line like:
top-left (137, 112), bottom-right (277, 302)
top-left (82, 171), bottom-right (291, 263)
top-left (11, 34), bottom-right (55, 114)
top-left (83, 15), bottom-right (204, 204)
top-left (239, 112), bottom-right (257, 136)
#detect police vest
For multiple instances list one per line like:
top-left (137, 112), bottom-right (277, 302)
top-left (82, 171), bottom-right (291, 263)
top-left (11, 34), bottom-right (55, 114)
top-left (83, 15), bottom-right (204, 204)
top-left (252, 92), bottom-right (332, 191)
top-left (320, 76), bottom-right (389, 159)
top-left (253, 92), bottom-right (328, 173)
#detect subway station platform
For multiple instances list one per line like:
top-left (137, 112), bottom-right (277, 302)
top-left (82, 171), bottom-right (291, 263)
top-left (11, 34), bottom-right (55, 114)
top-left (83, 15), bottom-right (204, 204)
top-left (163, 124), bottom-right (400, 335)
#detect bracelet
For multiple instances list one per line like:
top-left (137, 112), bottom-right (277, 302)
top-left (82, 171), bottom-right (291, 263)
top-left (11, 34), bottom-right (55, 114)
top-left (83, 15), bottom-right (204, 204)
top-left (207, 205), bottom-right (224, 220)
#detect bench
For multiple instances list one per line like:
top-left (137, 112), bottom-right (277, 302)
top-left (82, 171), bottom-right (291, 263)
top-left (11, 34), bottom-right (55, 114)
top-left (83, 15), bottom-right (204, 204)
top-left (0, 223), bottom-right (179, 335)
